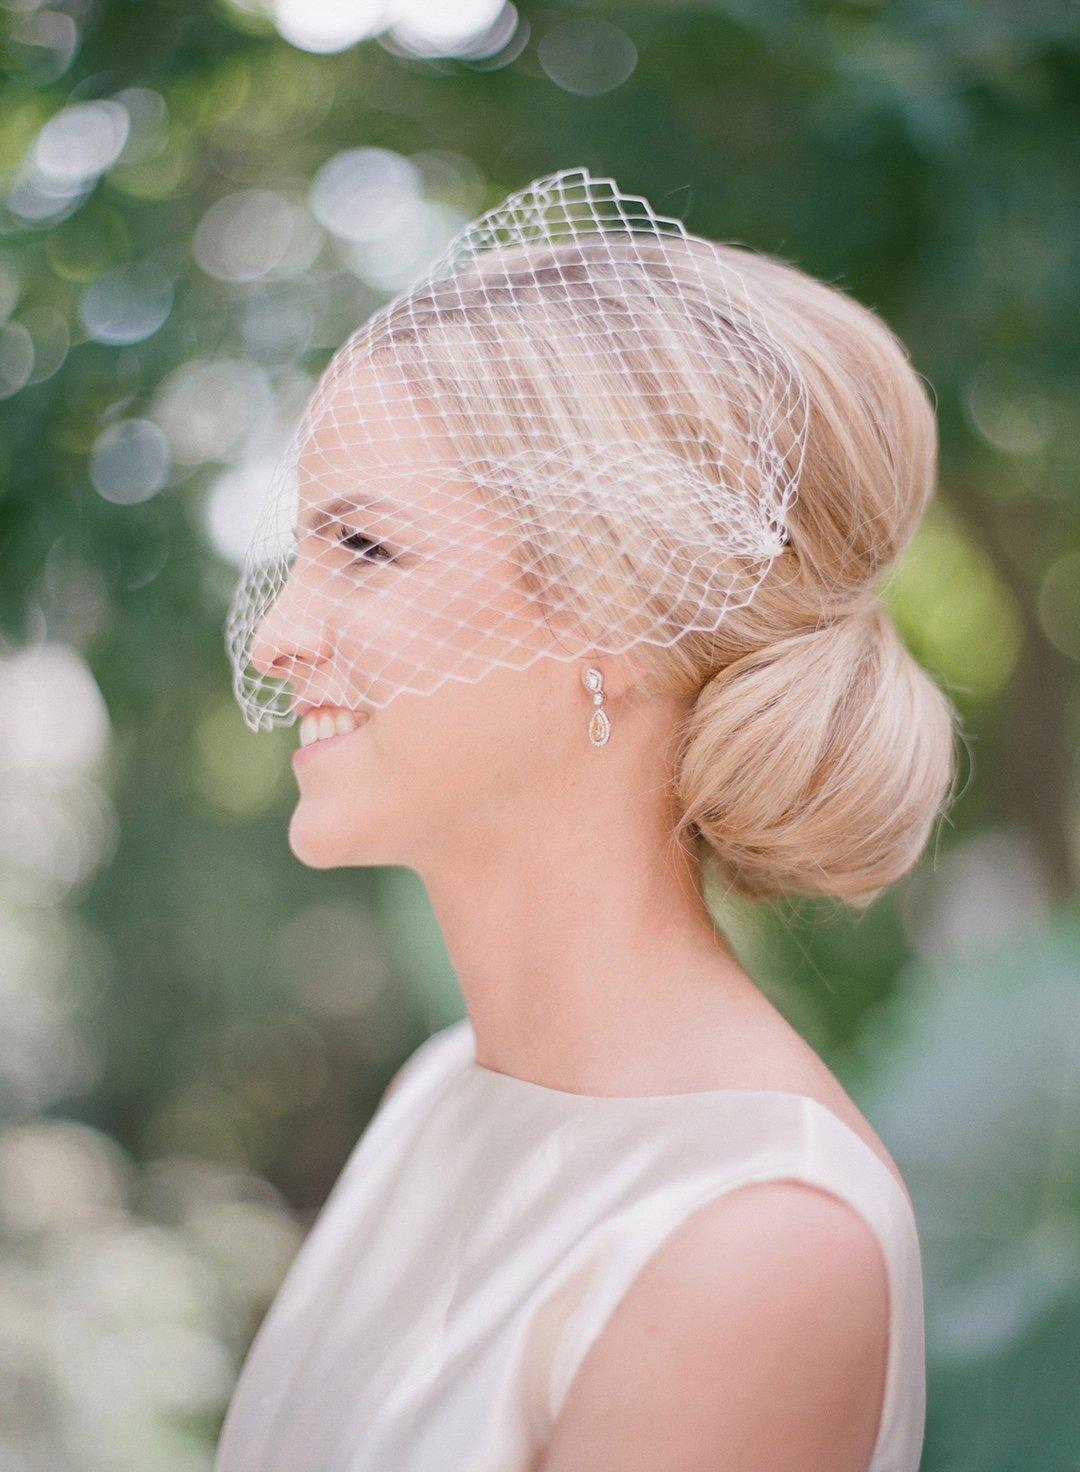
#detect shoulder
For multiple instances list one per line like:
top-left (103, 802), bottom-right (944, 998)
top-left (724, 1020), bottom-right (913, 1207)
top-left (686, 998), bottom-right (910, 1203)
top-left (541, 1179), bottom-right (889, 1472)
top-left (378, 1017), bottom-right (473, 1108)
top-left (636, 1178), bottom-right (892, 1335)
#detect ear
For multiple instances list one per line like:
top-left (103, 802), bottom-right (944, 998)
top-left (582, 651), bottom-right (649, 703)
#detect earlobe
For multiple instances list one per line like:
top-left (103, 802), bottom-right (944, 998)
top-left (582, 667), bottom-right (612, 747)
top-left (578, 647), bottom-right (655, 744)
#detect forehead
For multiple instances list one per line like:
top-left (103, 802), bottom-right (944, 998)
top-left (293, 357), bottom-right (465, 530)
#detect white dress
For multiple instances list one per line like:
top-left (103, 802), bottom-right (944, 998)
top-left (214, 1016), bottom-right (926, 1472)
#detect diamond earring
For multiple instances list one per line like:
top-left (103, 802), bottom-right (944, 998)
top-left (583, 666), bottom-right (611, 747)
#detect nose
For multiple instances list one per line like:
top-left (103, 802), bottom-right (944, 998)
top-left (248, 573), bottom-right (334, 685)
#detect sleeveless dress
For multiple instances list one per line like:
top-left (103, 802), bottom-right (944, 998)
top-left (214, 1016), bottom-right (926, 1472)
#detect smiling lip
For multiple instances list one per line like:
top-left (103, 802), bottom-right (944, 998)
top-left (291, 714), bottom-right (370, 767)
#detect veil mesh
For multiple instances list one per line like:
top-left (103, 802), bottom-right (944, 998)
top-left (224, 166), bottom-right (809, 731)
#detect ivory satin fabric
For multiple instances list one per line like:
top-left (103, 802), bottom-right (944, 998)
top-left (214, 1017), bottom-right (927, 1472)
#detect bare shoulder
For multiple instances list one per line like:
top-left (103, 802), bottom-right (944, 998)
top-left (539, 1179), bottom-right (890, 1472)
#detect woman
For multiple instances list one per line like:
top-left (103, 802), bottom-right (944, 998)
top-left (216, 167), bottom-right (957, 1472)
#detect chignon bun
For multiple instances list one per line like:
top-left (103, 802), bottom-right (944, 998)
top-left (657, 246), bottom-right (960, 906)
top-left (669, 597), bottom-right (958, 906)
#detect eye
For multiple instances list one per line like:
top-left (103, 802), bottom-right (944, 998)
top-left (337, 527), bottom-right (397, 564)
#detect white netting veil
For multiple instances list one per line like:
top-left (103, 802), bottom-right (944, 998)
top-left (224, 166), bottom-right (809, 732)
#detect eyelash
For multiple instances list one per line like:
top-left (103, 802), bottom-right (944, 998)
top-left (337, 528), bottom-right (396, 564)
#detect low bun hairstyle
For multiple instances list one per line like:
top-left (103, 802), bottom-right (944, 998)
top-left (653, 249), bottom-right (961, 907)
top-left (369, 228), bottom-right (960, 907)
top-left (669, 598), bottom-right (958, 906)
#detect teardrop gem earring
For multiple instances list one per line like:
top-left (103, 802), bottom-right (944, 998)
top-left (583, 666), bottom-right (611, 747)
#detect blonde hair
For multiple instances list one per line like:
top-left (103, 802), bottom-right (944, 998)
top-left (366, 236), bottom-right (960, 908)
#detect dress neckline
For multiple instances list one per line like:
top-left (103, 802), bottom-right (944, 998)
top-left (463, 1049), bottom-right (914, 1210)
top-left (469, 1054), bottom-right (832, 1112)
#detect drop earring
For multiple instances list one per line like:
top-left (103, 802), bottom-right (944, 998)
top-left (583, 666), bottom-right (611, 747)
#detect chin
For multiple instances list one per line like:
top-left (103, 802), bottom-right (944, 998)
top-left (287, 804), bottom-right (359, 869)
top-left (287, 794), bottom-right (401, 869)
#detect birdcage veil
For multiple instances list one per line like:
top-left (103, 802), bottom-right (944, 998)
top-left (224, 165), bottom-right (809, 732)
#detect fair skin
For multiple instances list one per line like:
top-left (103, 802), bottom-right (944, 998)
top-left (251, 360), bottom-right (898, 1471)
top-left (536, 1181), bottom-right (890, 1472)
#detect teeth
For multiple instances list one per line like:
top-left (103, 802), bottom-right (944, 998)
top-left (299, 708), bottom-right (365, 747)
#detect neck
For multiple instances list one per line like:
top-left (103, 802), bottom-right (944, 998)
top-left (414, 769), bottom-right (766, 1095)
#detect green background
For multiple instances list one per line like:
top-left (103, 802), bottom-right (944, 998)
top-left (0, 2), bottom-right (1077, 1467)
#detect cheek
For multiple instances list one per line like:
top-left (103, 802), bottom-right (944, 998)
top-left (343, 668), bottom-right (573, 813)
top-left (400, 708), bottom-right (498, 795)
top-left (475, 683), bottom-right (578, 797)
top-left (379, 690), bottom-right (521, 806)
top-left (349, 698), bottom-right (476, 807)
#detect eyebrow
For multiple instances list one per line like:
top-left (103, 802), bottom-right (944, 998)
top-left (293, 494), bottom-right (410, 538)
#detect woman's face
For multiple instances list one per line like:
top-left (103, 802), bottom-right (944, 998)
top-left (248, 361), bottom-right (603, 873)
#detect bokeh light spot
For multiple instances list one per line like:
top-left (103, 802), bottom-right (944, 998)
top-left (6, 8), bottom-right (80, 88)
top-left (273, 0), bottom-right (384, 53)
top-left (882, 507), bottom-right (1023, 700)
top-left (79, 260), bottom-right (173, 346)
top-left (0, 642), bottom-right (110, 777)
top-left (33, 99), bottom-right (130, 185)
top-left (0, 319), bottom-right (33, 399)
top-left (309, 147), bottom-right (422, 244)
top-left (964, 361), bottom-right (1058, 457)
top-left (340, 196), bottom-right (468, 292)
top-left (537, 18), bottom-right (638, 96)
top-left (89, 418), bottom-right (170, 505)
top-left (21, 305), bottom-right (69, 383)
top-left (0, 254), bottom-right (22, 325)
top-left (205, 452), bottom-right (288, 566)
top-left (193, 189), bottom-right (322, 283)
top-left (152, 359), bottom-right (274, 466)
top-left (1037, 551), bottom-right (1080, 662)
top-left (389, 0), bottom-right (508, 57)
top-left (189, 699), bottom-right (291, 816)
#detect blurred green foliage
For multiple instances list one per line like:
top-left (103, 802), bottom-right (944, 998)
top-left (0, 2), bottom-right (1077, 1468)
